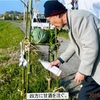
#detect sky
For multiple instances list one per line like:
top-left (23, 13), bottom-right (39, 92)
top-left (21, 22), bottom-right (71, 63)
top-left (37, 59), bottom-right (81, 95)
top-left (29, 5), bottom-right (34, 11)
top-left (0, 0), bottom-right (46, 14)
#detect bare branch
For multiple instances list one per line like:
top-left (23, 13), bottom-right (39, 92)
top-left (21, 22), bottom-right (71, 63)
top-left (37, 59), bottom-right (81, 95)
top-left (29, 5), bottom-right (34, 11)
top-left (20, 0), bottom-right (28, 7)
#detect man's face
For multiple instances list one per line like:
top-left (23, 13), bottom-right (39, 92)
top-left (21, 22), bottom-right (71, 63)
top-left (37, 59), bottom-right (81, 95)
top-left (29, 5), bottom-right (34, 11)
top-left (46, 15), bottom-right (65, 28)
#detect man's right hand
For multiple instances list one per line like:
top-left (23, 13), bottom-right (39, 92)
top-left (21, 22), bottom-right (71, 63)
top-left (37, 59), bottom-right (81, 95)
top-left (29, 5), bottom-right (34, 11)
top-left (49, 60), bottom-right (61, 67)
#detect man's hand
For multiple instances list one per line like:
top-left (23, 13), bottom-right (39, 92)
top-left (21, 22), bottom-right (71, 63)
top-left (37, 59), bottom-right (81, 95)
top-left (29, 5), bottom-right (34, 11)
top-left (74, 72), bottom-right (86, 83)
top-left (49, 60), bottom-right (61, 67)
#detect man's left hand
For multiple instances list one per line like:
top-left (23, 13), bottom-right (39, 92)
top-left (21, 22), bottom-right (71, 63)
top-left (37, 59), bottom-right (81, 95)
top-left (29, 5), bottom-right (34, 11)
top-left (74, 72), bottom-right (86, 83)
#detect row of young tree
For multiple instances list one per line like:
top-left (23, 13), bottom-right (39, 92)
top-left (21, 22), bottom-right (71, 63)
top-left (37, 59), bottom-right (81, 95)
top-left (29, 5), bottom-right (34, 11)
top-left (4, 11), bottom-right (23, 20)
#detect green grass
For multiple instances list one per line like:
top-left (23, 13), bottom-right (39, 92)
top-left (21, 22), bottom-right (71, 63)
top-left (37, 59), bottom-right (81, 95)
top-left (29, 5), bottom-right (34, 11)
top-left (0, 20), bottom-right (24, 100)
top-left (0, 63), bottom-right (22, 100)
top-left (0, 20), bottom-right (24, 49)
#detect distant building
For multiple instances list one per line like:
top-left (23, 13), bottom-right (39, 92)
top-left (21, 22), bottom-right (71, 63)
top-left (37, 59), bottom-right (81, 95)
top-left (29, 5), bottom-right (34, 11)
top-left (15, 15), bottom-right (19, 20)
top-left (0, 14), bottom-right (4, 20)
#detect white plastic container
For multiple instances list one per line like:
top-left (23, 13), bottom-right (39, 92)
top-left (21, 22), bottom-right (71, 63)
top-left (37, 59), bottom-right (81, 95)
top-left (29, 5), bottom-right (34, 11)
top-left (38, 59), bottom-right (62, 76)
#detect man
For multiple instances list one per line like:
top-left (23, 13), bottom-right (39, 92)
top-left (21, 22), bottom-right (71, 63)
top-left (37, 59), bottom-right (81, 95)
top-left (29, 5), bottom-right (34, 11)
top-left (44, 0), bottom-right (100, 100)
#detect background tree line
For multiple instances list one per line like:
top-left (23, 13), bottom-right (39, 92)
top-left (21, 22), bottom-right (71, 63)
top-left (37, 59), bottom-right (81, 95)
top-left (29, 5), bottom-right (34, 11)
top-left (4, 11), bottom-right (23, 20)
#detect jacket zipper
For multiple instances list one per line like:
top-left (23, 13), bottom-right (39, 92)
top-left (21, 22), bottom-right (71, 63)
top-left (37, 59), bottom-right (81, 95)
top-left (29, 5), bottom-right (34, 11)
top-left (70, 30), bottom-right (80, 55)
